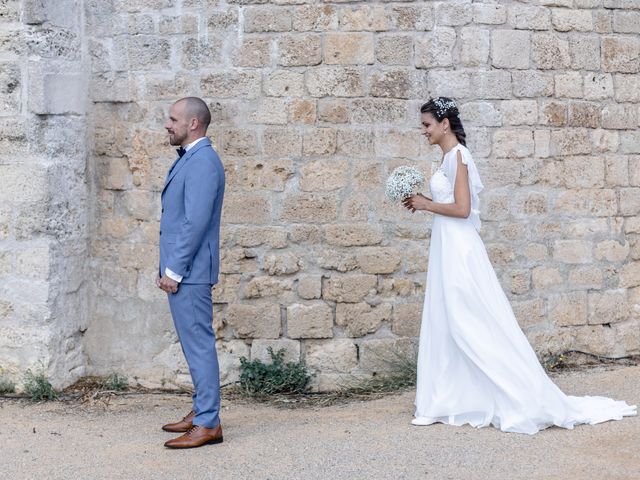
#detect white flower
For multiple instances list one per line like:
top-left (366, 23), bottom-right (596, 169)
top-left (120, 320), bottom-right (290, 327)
top-left (385, 166), bottom-right (425, 202)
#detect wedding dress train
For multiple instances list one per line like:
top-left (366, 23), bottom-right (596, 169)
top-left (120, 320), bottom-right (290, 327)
top-left (413, 144), bottom-right (636, 434)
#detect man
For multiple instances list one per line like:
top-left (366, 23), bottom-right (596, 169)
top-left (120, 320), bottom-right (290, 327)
top-left (156, 97), bottom-right (225, 449)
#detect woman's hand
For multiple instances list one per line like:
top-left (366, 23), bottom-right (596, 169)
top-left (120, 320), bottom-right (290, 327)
top-left (403, 193), bottom-right (431, 213)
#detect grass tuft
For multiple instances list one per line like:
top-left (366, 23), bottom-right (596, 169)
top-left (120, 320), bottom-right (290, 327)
top-left (102, 373), bottom-right (128, 391)
top-left (23, 369), bottom-right (58, 401)
top-left (239, 347), bottom-right (311, 396)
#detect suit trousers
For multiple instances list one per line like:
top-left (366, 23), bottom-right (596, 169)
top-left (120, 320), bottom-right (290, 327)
top-left (167, 283), bottom-right (220, 428)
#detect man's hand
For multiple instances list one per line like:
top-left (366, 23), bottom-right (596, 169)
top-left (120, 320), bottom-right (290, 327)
top-left (157, 275), bottom-right (179, 294)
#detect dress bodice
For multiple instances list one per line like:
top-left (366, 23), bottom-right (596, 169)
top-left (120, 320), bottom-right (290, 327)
top-left (430, 168), bottom-right (455, 204)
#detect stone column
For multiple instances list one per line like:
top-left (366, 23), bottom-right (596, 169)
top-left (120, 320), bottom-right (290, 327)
top-left (0, 0), bottom-right (89, 388)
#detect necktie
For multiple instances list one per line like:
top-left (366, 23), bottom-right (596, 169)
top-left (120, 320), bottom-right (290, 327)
top-left (176, 147), bottom-right (186, 157)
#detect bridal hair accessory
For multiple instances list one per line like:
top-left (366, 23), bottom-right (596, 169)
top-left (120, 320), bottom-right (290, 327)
top-left (433, 97), bottom-right (458, 118)
top-left (385, 166), bottom-right (425, 201)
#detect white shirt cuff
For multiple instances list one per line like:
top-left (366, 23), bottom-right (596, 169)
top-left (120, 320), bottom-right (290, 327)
top-left (165, 268), bottom-right (183, 283)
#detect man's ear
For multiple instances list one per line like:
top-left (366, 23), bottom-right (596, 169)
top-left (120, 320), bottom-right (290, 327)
top-left (189, 117), bottom-right (199, 131)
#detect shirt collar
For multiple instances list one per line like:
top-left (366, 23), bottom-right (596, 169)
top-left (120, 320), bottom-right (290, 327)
top-left (185, 137), bottom-right (207, 152)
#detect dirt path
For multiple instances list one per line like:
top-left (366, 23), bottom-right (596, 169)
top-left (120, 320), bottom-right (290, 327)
top-left (1, 365), bottom-right (639, 480)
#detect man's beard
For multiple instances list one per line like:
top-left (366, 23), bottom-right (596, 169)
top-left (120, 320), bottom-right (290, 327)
top-left (169, 131), bottom-right (186, 146)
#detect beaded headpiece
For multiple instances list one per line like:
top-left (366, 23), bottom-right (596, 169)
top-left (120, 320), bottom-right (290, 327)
top-left (432, 97), bottom-right (458, 119)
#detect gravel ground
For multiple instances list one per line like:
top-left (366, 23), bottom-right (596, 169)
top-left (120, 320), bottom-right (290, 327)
top-left (1, 365), bottom-right (639, 480)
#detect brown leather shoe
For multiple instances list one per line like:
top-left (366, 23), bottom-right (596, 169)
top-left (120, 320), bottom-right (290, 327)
top-left (164, 424), bottom-right (223, 449)
top-left (162, 410), bottom-right (195, 433)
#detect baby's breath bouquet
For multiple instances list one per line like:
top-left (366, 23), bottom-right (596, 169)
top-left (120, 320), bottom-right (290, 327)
top-left (385, 166), bottom-right (425, 202)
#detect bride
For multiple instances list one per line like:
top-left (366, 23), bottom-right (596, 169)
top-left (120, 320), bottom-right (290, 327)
top-left (402, 97), bottom-right (636, 435)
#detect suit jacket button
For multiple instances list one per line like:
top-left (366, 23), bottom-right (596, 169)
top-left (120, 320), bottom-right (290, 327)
top-left (160, 230), bottom-right (162, 235)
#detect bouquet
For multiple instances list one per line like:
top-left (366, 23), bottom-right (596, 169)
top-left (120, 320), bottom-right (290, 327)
top-left (385, 166), bottom-right (425, 202)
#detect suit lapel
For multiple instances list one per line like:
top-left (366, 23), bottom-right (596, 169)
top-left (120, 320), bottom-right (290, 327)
top-left (162, 138), bottom-right (212, 196)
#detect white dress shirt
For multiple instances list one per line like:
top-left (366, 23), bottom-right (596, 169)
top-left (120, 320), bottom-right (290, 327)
top-left (165, 137), bottom-right (207, 283)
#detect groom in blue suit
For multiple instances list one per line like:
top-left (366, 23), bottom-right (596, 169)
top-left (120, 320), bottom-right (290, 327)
top-left (156, 97), bottom-right (226, 449)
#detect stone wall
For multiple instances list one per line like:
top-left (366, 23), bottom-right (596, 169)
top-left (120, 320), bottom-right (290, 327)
top-left (0, 0), bottom-right (89, 387)
top-left (1, 0), bottom-right (639, 390)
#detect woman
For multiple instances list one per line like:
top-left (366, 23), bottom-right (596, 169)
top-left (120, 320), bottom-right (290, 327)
top-left (403, 97), bottom-right (636, 434)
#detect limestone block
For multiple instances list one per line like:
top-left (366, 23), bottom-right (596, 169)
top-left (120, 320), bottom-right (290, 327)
top-left (289, 225), bottom-right (322, 245)
top-left (356, 247), bottom-right (401, 274)
top-left (325, 224), bottom-right (382, 247)
top-left (351, 98), bottom-right (407, 125)
top-left (500, 100), bottom-right (537, 126)
top-left (619, 188), bottom-right (640, 216)
top-left (473, 3), bottom-right (507, 25)
top-left (96, 265), bottom-right (137, 298)
top-left (207, 9), bottom-right (239, 31)
top-left (568, 102), bottom-right (600, 128)
top-left (263, 70), bottom-right (305, 97)
top-left (569, 266), bottom-right (603, 289)
top-left (318, 99), bottom-right (349, 123)
top-left (297, 275), bottom-right (322, 300)
top-left (602, 36), bottom-right (640, 73)
top-left (470, 70), bottom-right (512, 100)
top-left (369, 68), bottom-right (427, 99)
top-left (532, 266), bottom-right (563, 289)
top-left (0, 62), bottom-right (20, 115)
top-left (614, 74), bottom-right (640, 102)
top-left (605, 155), bottom-right (629, 187)
top-left (436, 0), bottom-right (472, 26)
top-left (569, 35), bottom-right (600, 71)
top-left (508, 269), bottom-right (531, 295)
top-left (251, 338), bottom-right (300, 364)
top-left (263, 252), bottom-right (301, 275)
top-left (340, 4), bottom-right (391, 31)
top-left (512, 298), bottom-right (546, 329)
top-left (374, 129), bottom-right (420, 157)
top-left (323, 275), bottom-right (377, 303)
top-left (493, 130), bottom-right (534, 158)
top-left (305, 339), bottom-right (357, 373)
top-left (244, 7), bottom-right (291, 32)
top-left (244, 276), bottom-right (293, 300)
top-left (220, 128), bottom-right (258, 156)
top-left (117, 243), bottom-right (157, 271)
top-left (239, 159), bottom-right (293, 191)
top-left (211, 274), bottom-right (242, 304)
top-left (573, 325), bottom-right (618, 356)
top-left (627, 218), bottom-right (640, 234)
top-left (415, 28), bottom-right (456, 68)
top-left (460, 101), bottom-right (501, 127)
top-left (549, 291), bottom-right (588, 327)
top-left (621, 262), bottom-right (640, 288)
top-left (324, 33), bottom-right (374, 65)
top-left (392, 303), bottom-right (422, 337)
top-left (616, 320), bottom-right (640, 354)
top-left (554, 72), bottom-right (583, 98)
top-left (552, 8), bottom-right (593, 32)
top-left (0, 165), bottom-right (47, 203)
top-left (336, 129), bottom-right (374, 157)
top-left (289, 99), bottom-right (316, 124)
top-left (532, 33), bottom-right (570, 69)
top-left (601, 104), bottom-right (638, 130)
top-left (392, 4), bottom-right (435, 31)
top-left (248, 98), bottom-right (288, 125)
top-left (293, 5), bottom-right (338, 31)
top-left (554, 189), bottom-right (617, 217)
top-left (225, 303), bottom-right (281, 339)
top-left (306, 67), bottom-right (364, 97)
top-left (262, 127), bottom-right (302, 156)
top-left (220, 248), bottom-right (258, 275)
top-left (299, 160), bottom-right (348, 191)
top-left (535, 130), bottom-right (551, 158)
top-left (234, 226), bottom-right (288, 249)
top-left (584, 73), bottom-right (613, 100)
top-left (336, 302), bottom-right (391, 337)
top-left (563, 156), bottom-right (605, 188)
top-left (201, 71), bottom-right (261, 99)
top-left (613, 11), bottom-right (640, 33)
top-left (508, 5), bottom-right (551, 30)
top-left (550, 129), bottom-right (591, 156)
top-left (280, 193), bottom-right (339, 223)
top-left (375, 35), bottom-right (413, 66)
top-left (460, 27), bottom-right (490, 66)
top-left (492, 30), bottom-right (530, 69)
top-left (287, 303), bottom-right (333, 339)
top-left (630, 157), bottom-right (640, 186)
top-left (378, 278), bottom-right (419, 298)
top-left (358, 338), bottom-right (417, 373)
top-left (233, 36), bottom-right (272, 68)
top-left (25, 27), bottom-right (80, 60)
top-left (592, 129), bottom-right (619, 154)
top-left (589, 289), bottom-right (629, 325)
top-left (277, 34), bottom-right (321, 66)
top-left (222, 193), bottom-right (272, 224)
top-left (302, 128), bottom-right (337, 156)
top-left (317, 249), bottom-right (358, 273)
top-left (621, 132), bottom-right (640, 154)
top-left (215, 340), bottom-right (250, 385)
top-left (512, 70), bottom-right (554, 97)
top-left (553, 240), bottom-right (593, 264)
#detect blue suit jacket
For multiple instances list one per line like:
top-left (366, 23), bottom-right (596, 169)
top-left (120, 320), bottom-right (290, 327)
top-left (159, 138), bottom-right (225, 285)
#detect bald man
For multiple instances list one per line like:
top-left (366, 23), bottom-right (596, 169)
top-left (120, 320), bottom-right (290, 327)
top-left (157, 97), bottom-right (226, 448)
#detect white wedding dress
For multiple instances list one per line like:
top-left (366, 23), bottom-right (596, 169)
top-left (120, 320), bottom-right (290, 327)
top-left (413, 143), bottom-right (636, 434)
